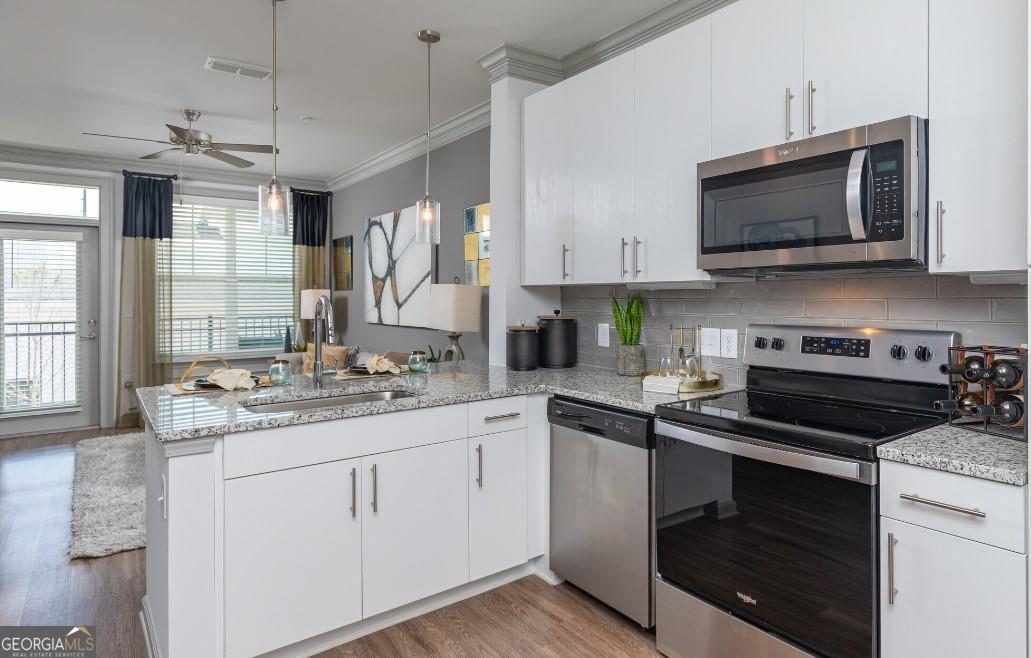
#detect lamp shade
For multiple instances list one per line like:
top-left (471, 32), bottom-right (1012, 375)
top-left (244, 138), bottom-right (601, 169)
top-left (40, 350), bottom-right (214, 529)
top-left (429, 284), bottom-right (481, 333)
top-left (300, 288), bottom-right (330, 319)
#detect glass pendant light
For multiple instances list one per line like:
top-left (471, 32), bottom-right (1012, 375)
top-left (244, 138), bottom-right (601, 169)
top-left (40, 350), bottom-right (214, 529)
top-left (415, 29), bottom-right (441, 244)
top-left (258, 0), bottom-right (290, 236)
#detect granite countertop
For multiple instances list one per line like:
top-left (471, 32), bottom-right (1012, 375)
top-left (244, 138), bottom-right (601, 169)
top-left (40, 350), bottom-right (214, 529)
top-left (137, 362), bottom-right (736, 442)
top-left (877, 423), bottom-right (1028, 486)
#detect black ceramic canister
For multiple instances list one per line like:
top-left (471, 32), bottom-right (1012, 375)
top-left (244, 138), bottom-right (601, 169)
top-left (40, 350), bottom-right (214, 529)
top-left (537, 311), bottom-right (577, 368)
top-left (506, 325), bottom-right (539, 371)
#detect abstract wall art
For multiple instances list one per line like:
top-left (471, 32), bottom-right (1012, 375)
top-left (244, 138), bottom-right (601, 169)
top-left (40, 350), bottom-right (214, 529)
top-left (463, 202), bottom-right (490, 287)
top-left (363, 206), bottom-right (432, 327)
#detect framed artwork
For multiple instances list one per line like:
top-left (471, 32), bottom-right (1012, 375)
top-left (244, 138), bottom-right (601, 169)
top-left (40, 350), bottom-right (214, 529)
top-left (363, 206), bottom-right (432, 327)
top-left (463, 201), bottom-right (490, 287)
top-left (332, 235), bottom-right (353, 291)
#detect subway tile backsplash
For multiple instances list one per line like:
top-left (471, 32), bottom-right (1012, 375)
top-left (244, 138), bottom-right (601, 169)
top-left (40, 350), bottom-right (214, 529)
top-left (560, 274), bottom-right (1027, 386)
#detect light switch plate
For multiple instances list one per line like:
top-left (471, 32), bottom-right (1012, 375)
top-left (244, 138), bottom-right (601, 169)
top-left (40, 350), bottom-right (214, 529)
top-left (700, 328), bottom-right (721, 357)
top-left (720, 329), bottom-right (739, 359)
top-left (598, 323), bottom-right (610, 348)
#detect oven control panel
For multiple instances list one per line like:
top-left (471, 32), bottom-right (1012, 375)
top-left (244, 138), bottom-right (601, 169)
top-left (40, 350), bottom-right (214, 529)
top-left (801, 335), bottom-right (870, 358)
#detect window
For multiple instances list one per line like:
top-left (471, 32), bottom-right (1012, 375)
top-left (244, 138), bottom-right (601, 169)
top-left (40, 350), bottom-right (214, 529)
top-left (158, 200), bottom-right (294, 359)
top-left (0, 180), bottom-right (99, 219)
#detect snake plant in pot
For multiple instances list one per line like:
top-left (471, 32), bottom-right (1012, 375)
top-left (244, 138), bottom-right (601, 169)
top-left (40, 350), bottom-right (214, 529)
top-left (612, 295), bottom-right (645, 376)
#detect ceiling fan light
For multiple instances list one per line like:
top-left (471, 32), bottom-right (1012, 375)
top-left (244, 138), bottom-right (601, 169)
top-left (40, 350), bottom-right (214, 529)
top-left (259, 179), bottom-right (290, 237)
top-left (416, 194), bottom-right (440, 244)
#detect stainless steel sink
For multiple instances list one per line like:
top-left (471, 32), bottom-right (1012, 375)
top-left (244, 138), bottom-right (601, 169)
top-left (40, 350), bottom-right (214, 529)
top-left (243, 390), bottom-right (414, 414)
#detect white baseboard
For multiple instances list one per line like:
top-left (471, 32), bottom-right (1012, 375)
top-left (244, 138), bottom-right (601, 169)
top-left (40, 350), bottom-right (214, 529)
top-left (139, 595), bottom-right (163, 658)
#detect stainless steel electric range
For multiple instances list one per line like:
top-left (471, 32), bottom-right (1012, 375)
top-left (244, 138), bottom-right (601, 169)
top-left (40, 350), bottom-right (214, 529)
top-left (653, 324), bottom-right (959, 658)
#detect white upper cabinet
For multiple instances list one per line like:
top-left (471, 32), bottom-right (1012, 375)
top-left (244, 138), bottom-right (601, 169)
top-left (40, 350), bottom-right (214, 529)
top-left (523, 84), bottom-right (574, 285)
top-left (711, 0), bottom-right (804, 159)
top-left (803, 0), bottom-right (928, 137)
top-left (569, 51), bottom-right (636, 285)
top-left (633, 16), bottom-right (712, 283)
top-left (928, 0), bottom-right (1028, 273)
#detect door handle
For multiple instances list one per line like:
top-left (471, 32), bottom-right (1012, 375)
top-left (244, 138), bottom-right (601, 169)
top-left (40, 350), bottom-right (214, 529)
top-left (370, 464), bottom-right (378, 513)
top-left (807, 80), bottom-right (816, 135)
top-left (633, 235), bottom-right (642, 276)
top-left (845, 149), bottom-right (868, 241)
top-left (561, 243), bottom-right (570, 279)
top-left (887, 532), bottom-right (898, 605)
top-left (79, 333), bottom-right (97, 341)
top-left (936, 201), bottom-right (945, 264)
top-left (350, 467), bottom-right (357, 518)
top-left (476, 443), bottom-right (483, 489)
top-left (784, 87), bottom-right (794, 140)
top-left (620, 238), bottom-right (629, 278)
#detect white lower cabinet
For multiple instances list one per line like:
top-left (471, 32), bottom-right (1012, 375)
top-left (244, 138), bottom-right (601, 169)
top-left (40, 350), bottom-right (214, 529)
top-left (469, 428), bottom-right (528, 581)
top-left (224, 458), bottom-right (363, 658)
top-left (361, 438), bottom-right (470, 618)
top-left (880, 516), bottom-right (1027, 658)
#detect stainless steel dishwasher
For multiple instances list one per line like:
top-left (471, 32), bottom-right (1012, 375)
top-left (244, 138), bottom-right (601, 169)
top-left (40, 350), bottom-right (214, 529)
top-left (548, 396), bottom-right (654, 628)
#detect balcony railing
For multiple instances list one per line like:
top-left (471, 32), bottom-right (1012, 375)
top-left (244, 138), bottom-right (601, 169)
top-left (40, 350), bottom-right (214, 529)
top-left (163, 314), bottom-right (294, 356)
top-left (2, 320), bottom-right (78, 412)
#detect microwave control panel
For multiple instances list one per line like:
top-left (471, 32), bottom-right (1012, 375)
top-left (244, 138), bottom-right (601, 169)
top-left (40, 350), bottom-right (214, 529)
top-left (870, 140), bottom-right (904, 242)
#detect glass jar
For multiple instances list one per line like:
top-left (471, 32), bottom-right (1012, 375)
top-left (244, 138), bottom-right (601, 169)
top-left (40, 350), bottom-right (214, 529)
top-left (408, 351), bottom-right (429, 374)
top-left (269, 359), bottom-right (293, 385)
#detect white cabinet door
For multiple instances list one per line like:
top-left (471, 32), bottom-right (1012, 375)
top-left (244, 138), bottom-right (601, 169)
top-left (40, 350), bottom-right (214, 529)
top-left (711, 0), bottom-right (804, 159)
top-left (880, 517), bottom-right (1026, 658)
top-left (803, 0), bottom-right (928, 136)
top-left (469, 428), bottom-right (528, 581)
top-left (633, 17), bottom-right (712, 283)
top-left (224, 458), bottom-right (362, 658)
top-left (928, 0), bottom-right (1028, 273)
top-left (523, 84), bottom-right (574, 285)
top-left (569, 51), bottom-right (636, 284)
top-left (362, 439), bottom-right (469, 618)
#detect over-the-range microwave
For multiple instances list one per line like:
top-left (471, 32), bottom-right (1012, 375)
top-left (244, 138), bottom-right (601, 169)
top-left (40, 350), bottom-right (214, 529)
top-left (697, 115), bottom-right (926, 274)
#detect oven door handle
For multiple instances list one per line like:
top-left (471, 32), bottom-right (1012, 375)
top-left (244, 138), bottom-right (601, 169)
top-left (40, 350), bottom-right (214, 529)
top-left (655, 420), bottom-right (875, 484)
top-left (845, 148), bottom-right (869, 242)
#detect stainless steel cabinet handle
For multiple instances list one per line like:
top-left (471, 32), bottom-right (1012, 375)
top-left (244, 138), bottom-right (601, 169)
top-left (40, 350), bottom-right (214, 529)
top-left (633, 235), bottom-right (642, 276)
top-left (785, 87), bottom-right (794, 140)
top-left (350, 467), bottom-right (357, 518)
top-left (936, 201), bottom-right (945, 264)
top-left (887, 532), bottom-right (898, 605)
top-left (807, 80), bottom-right (816, 135)
top-left (370, 464), bottom-right (378, 513)
top-left (899, 492), bottom-right (985, 518)
top-left (484, 412), bottom-right (520, 422)
top-left (561, 243), bottom-right (570, 279)
top-left (620, 238), bottom-right (629, 278)
top-left (158, 474), bottom-right (168, 520)
top-left (476, 443), bottom-right (483, 489)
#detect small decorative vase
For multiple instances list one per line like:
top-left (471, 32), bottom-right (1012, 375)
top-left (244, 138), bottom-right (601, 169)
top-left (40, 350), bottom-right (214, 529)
top-left (616, 344), bottom-right (646, 377)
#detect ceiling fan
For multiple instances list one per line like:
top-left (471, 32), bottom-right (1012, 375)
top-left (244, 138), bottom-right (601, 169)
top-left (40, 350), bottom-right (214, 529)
top-left (82, 109), bottom-right (276, 168)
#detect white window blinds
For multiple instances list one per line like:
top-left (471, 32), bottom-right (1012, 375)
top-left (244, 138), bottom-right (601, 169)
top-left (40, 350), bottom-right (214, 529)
top-left (158, 200), bottom-right (294, 359)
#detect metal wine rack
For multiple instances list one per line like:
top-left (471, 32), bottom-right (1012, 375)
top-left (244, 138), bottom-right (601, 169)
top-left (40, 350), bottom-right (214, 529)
top-left (942, 345), bottom-right (1027, 441)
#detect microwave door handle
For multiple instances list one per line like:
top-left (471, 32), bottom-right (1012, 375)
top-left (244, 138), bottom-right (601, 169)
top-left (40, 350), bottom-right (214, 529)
top-left (845, 148), bottom-right (869, 241)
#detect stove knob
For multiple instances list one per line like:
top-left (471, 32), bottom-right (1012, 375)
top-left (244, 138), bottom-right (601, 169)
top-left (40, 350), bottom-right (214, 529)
top-left (753, 336), bottom-right (768, 350)
top-left (770, 337), bottom-right (785, 351)
top-left (914, 345), bottom-right (933, 362)
top-left (890, 344), bottom-right (909, 360)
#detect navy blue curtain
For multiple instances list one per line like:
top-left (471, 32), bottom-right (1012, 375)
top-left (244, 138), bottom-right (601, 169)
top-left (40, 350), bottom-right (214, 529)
top-left (122, 174), bottom-right (173, 239)
top-left (292, 189), bottom-right (331, 247)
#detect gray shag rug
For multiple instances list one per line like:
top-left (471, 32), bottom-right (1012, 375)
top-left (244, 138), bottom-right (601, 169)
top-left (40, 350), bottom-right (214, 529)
top-left (70, 433), bottom-right (146, 559)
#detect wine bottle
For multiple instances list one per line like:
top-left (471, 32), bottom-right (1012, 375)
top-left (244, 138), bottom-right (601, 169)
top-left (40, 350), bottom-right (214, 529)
top-left (971, 394), bottom-right (1025, 427)
top-left (975, 359), bottom-right (1024, 391)
top-left (933, 391), bottom-right (984, 416)
top-left (940, 354), bottom-right (986, 383)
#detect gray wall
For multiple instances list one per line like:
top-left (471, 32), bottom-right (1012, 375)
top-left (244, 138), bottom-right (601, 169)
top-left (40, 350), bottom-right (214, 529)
top-left (562, 274), bottom-right (1028, 385)
top-left (331, 128), bottom-right (490, 362)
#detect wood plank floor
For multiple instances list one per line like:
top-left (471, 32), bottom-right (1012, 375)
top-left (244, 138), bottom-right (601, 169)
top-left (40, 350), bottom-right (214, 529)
top-left (1, 430), bottom-right (660, 658)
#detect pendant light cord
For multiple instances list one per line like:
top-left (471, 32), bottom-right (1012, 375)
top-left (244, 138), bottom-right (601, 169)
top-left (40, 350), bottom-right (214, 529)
top-left (272, 0), bottom-right (279, 182)
top-left (425, 38), bottom-right (431, 196)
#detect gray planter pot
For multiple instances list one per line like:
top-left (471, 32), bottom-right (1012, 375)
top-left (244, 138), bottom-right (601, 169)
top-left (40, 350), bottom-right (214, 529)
top-left (616, 344), bottom-right (646, 377)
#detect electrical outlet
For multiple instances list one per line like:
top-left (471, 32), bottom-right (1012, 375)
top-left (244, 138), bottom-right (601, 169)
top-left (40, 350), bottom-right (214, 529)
top-left (598, 323), bottom-right (610, 347)
top-left (720, 329), bottom-right (739, 359)
top-left (700, 328), bottom-right (721, 357)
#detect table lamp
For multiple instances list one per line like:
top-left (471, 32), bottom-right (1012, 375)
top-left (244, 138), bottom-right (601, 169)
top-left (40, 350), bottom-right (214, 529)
top-left (429, 278), bottom-right (481, 361)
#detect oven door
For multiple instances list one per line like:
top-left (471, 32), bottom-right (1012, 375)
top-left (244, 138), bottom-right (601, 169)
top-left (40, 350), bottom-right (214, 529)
top-left (655, 421), bottom-right (878, 658)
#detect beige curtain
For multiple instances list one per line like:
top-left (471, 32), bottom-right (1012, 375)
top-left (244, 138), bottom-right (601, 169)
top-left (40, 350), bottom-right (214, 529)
top-left (292, 190), bottom-right (332, 341)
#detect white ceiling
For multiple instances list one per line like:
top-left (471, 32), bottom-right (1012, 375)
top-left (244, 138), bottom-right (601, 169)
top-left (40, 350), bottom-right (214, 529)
top-left (0, 0), bottom-right (673, 183)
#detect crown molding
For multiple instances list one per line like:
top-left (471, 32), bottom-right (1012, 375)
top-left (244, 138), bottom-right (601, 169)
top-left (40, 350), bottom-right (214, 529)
top-left (326, 101), bottom-right (491, 191)
top-left (0, 141), bottom-right (327, 191)
top-left (477, 44), bottom-right (564, 86)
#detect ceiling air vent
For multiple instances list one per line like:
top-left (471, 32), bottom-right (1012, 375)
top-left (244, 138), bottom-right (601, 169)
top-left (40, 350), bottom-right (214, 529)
top-left (204, 57), bottom-right (272, 81)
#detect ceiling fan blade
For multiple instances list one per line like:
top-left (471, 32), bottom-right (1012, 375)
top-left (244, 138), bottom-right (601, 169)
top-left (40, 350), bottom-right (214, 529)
top-left (204, 150), bottom-right (254, 168)
top-left (210, 143), bottom-right (277, 154)
top-left (165, 124), bottom-right (192, 141)
top-left (140, 148), bottom-right (183, 160)
top-left (82, 132), bottom-right (172, 145)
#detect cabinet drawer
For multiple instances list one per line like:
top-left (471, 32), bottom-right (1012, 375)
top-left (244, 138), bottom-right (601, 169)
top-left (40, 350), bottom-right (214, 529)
top-left (880, 461), bottom-right (1026, 553)
top-left (468, 396), bottom-right (527, 437)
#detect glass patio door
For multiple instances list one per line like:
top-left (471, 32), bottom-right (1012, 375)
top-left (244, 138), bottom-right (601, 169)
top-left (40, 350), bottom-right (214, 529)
top-left (0, 223), bottom-right (99, 435)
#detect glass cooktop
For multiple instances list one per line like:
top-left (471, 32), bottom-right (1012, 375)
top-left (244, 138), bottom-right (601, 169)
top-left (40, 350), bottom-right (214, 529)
top-left (655, 389), bottom-right (945, 460)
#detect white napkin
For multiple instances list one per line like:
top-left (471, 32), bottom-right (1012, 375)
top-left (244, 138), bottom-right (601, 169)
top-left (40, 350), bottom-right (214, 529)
top-left (364, 354), bottom-right (401, 375)
top-left (207, 368), bottom-right (256, 391)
